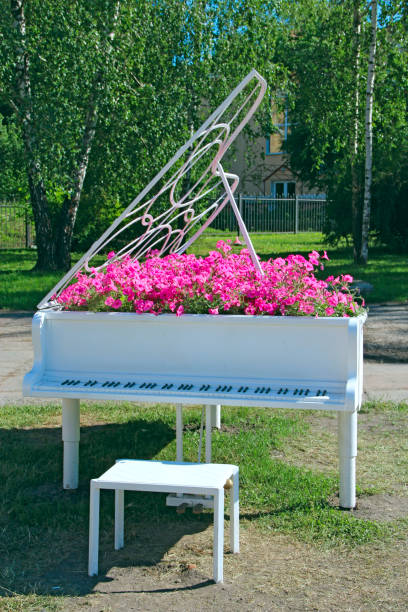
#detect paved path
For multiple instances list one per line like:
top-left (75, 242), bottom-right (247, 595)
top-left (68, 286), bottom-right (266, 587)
top-left (0, 308), bottom-right (407, 406)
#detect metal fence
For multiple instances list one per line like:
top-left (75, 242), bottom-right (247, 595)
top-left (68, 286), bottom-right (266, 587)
top-left (211, 195), bottom-right (327, 233)
top-left (0, 195), bottom-right (326, 250)
top-left (0, 203), bottom-right (35, 249)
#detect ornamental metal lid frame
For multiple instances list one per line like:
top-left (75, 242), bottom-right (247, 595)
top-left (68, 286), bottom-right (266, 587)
top-left (38, 69), bottom-right (267, 310)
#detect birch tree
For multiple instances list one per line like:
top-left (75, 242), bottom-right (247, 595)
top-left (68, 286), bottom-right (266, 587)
top-left (4, 0), bottom-right (123, 270)
top-left (1, 0), bottom-right (280, 269)
top-left (360, 0), bottom-right (378, 264)
top-left (351, 0), bottom-right (362, 261)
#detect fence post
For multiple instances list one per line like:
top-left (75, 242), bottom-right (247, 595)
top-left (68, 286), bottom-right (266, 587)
top-left (238, 193), bottom-right (243, 234)
top-left (294, 195), bottom-right (299, 234)
top-left (25, 209), bottom-right (32, 248)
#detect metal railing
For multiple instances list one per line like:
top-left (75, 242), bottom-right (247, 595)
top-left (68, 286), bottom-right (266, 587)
top-left (0, 195), bottom-right (326, 251)
top-left (211, 195), bottom-right (327, 233)
top-left (0, 203), bottom-right (35, 249)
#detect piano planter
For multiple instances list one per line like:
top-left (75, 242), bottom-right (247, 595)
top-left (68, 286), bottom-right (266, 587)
top-left (24, 70), bottom-right (366, 511)
top-left (24, 308), bottom-right (366, 509)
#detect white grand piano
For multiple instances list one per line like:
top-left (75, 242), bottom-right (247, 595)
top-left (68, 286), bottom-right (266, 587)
top-left (23, 70), bottom-right (366, 509)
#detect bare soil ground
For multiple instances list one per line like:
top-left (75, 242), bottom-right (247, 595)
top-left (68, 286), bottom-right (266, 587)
top-left (56, 525), bottom-right (407, 612)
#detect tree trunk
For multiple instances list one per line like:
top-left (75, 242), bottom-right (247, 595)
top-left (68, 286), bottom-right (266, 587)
top-left (351, 0), bottom-right (362, 262)
top-left (57, 96), bottom-right (99, 270)
top-left (11, 0), bottom-right (121, 271)
top-left (55, 0), bottom-right (121, 270)
top-left (10, 0), bottom-right (58, 270)
top-left (360, 0), bottom-right (378, 264)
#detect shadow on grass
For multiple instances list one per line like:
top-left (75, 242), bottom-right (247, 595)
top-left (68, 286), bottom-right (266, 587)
top-left (0, 419), bottom-right (213, 597)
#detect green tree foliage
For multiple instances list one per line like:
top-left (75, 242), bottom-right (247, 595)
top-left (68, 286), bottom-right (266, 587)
top-left (280, 0), bottom-right (408, 256)
top-left (0, 113), bottom-right (27, 200)
top-left (0, 0), bottom-right (280, 269)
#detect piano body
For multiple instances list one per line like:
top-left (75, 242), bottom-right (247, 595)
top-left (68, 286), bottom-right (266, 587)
top-left (23, 70), bottom-right (366, 510)
top-left (23, 309), bottom-right (366, 508)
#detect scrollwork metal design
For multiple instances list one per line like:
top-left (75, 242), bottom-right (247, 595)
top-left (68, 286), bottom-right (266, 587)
top-left (39, 69), bottom-right (267, 309)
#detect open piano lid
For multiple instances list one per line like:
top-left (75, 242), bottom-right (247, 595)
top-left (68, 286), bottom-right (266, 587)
top-left (38, 69), bottom-right (267, 310)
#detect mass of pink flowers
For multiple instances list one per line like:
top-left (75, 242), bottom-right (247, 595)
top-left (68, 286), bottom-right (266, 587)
top-left (57, 241), bottom-right (364, 317)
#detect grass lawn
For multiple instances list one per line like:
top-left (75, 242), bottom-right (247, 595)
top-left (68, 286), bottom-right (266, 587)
top-left (0, 400), bottom-right (407, 609)
top-left (1, 233), bottom-right (407, 310)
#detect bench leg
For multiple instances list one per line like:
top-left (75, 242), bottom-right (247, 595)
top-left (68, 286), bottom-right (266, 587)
top-left (62, 398), bottom-right (80, 489)
top-left (213, 488), bottom-right (224, 583)
top-left (88, 483), bottom-right (100, 576)
top-left (230, 470), bottom-right (239, 554)
top-left (338, 411), bottom-right (357, 509)
top-left (115, 489), bottom-right (124, 550)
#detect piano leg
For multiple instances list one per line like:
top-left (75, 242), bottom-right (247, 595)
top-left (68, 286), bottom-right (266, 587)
top-left (210, 404), bottom-right (221, 429)
top-left (62, 398), bottom-right (80, 489)
top-left (338, 410), bottom-right (357, 509)
top-left (205, 405), bottom-right (212, 463)
top-left (176, 404), bottom-right (183, 462)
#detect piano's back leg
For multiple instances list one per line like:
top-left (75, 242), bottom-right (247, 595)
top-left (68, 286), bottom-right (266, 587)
top-left (62, 398), bottom-right (80, 489)
top-left (210, 405), bottom-right (221, 429)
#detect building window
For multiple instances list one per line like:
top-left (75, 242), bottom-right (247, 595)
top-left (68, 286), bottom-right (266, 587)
top-left (266, 97), bottom-right (291, 155)
top-left (271, 182), bottom-right (296, 198)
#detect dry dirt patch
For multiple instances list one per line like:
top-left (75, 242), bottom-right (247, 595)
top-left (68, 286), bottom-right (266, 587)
top-left (60, 524), bottom-right (407, 612)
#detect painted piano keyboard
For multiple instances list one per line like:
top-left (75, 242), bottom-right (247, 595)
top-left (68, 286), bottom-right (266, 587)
top-left (31, 372), bottom-right (346, 409)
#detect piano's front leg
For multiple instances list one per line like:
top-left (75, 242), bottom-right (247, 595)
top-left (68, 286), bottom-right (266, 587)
top-left (338, 410), bottom-right (357, 509)
top-left (62, 398), bottom-right (80, 489)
